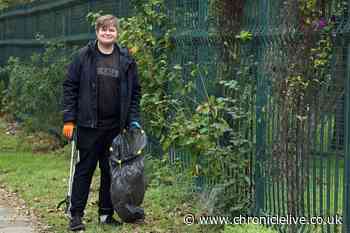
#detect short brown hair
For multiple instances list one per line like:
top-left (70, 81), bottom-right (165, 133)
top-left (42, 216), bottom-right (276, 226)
top-left (95, 14), bottom-right (119, 32)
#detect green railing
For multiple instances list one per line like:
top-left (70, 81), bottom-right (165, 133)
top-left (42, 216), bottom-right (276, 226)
top-left (249, 1), bottom-right (349, 233)
top-left (1, 0), bottom-right (350, 233)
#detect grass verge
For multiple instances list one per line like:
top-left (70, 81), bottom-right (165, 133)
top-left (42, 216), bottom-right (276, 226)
top-left (0, 151), bottom-right (204, 233)
top-left (0, 118), bottom-right (277, 233)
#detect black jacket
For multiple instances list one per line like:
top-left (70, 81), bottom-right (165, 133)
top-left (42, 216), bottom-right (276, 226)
top-left (63, 41), bottom-right (141, 131)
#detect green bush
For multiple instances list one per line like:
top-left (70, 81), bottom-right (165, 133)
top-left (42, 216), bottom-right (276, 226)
top-left (113, 0), bottom-right (254, 217)
top-left (2, 42), bottom-right (72, 139)
top-left (2, 0), bottom-right (254, 219)
top-left (0, 64), bottom-right (10, 113)
top-left (0, 80), bottom-right (5, 113)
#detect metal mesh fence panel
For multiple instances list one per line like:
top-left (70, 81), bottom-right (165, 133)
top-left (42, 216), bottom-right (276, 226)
top-left (1, 0), bottom-right (350, 232)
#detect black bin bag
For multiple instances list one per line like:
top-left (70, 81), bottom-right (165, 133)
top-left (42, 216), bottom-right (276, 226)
top-left (109, 128), bottom-right (147, 222)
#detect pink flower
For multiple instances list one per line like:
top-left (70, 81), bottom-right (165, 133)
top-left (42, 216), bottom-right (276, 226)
top-left (317, 18), bottom-right (327, 29)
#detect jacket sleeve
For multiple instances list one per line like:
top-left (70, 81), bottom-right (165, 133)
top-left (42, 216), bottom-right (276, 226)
top-left (126, 60), bottom-right (141, 126)
top-left (62, 54), bottom-right (81, 123)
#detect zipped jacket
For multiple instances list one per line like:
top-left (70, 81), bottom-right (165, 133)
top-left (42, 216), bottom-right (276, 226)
top-left (63, 41), bottom-right (141, 131)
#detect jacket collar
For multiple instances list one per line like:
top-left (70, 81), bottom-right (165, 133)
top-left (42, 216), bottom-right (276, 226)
top-left (87, 40), bottom-right (130, 59)
top-left (86, 40), bottom-right (133, 69)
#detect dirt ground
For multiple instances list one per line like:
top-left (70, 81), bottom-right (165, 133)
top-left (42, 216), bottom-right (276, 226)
top-left (0, 185), bottom-right (49, 233)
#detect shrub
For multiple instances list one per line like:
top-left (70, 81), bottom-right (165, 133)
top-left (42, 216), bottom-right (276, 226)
top-left (2, 42), bottom-right (72, 140)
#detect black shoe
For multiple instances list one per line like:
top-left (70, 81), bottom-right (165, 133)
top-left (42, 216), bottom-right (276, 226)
top-left (69, 215), bottom-right (85, 231)
top-left (99, 215), bottom-right (122, 226)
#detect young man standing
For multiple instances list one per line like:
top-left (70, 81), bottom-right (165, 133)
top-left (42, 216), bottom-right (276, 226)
top-left (62, 15), bottom-right (141, 231)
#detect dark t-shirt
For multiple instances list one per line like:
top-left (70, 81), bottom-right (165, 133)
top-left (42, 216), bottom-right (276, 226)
top-left (96, 45), bottom-right (120, 129)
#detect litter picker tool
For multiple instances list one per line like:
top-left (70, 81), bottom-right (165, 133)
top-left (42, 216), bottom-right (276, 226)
top-left (57, 129), bottom-right (79, 218)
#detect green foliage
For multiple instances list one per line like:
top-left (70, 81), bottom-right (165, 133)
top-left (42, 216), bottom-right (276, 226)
top-left (161, 56), bottom-right (255, 217)
top-left (235, 31), bottom-right (253, 43)
top-left (144, 154), bottom-right (178, 186)
top-left (0, 70), bottom-right (8, 113)
top-left (0, 148), bottom-right (202, 233)
top-left (1, 0), bottom-right (254, 220)
top-left (2, 42), bottom-right (72, 139)
top-left (258, 1), bottom-right (348, 226)
top-left (86, 10), bottom-right (104, 27)
top-left (86, 0), bottom-right (176, 140)
top-left (280, 0), bottom-right (347, 96)
top-left (101, 0), bottom-right (254, 217)
top-left (82, 0), bottom-right (254, 217)
top-left (0, 0), bottom-right (36, 10)
top-left (117, 0), bottom-right (176, 139)
top-left (222, 224), bottom-right (278, 233)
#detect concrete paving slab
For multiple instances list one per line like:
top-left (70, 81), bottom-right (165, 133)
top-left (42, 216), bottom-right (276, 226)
top-left (0, 207), bottom-right (35, 233)
top-left (0, 226), bottom-right (34, 233)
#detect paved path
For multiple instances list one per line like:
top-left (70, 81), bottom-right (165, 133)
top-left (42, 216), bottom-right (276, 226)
top-left (0, 207), bottom-right (34, 233)
top-left (0, 187), bottom-right (36, 233)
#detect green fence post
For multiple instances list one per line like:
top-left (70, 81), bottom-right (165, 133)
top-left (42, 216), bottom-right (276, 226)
top-left (255, 59), bottom-right (266, 217)
top-left (343, 2), bottom-right (350, 232)
top-left (343, 40), bottom-right (350, 233)
top-left (254, 0), bottom-right (267, 217)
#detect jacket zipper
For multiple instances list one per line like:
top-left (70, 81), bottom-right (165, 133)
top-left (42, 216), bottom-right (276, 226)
top-left (94, 60), bottom-right (98, 128)
top-left (91, 53), bottom-right (98, 128)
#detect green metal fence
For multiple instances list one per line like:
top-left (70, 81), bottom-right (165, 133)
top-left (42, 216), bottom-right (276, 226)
top-left (249, 1), bottom-right (349, 233)
top-left (1, 0), bottom-right (350, 232)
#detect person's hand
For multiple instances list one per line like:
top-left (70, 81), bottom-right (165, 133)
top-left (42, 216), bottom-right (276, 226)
top-left (130, 121), bottom-right (141, 129)
top-left (63, 122), bottom-right (75, 140)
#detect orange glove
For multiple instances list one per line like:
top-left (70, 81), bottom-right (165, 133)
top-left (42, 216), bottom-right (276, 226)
top-left (62, 122), bottom-right (75, 140)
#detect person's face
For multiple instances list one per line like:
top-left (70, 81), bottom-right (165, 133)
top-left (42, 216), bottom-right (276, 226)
top-left (96, 24), bottom-right (117, 46)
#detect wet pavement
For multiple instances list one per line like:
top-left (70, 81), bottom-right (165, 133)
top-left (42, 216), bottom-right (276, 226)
top-left (0, 188), bottom-right (35, 233)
